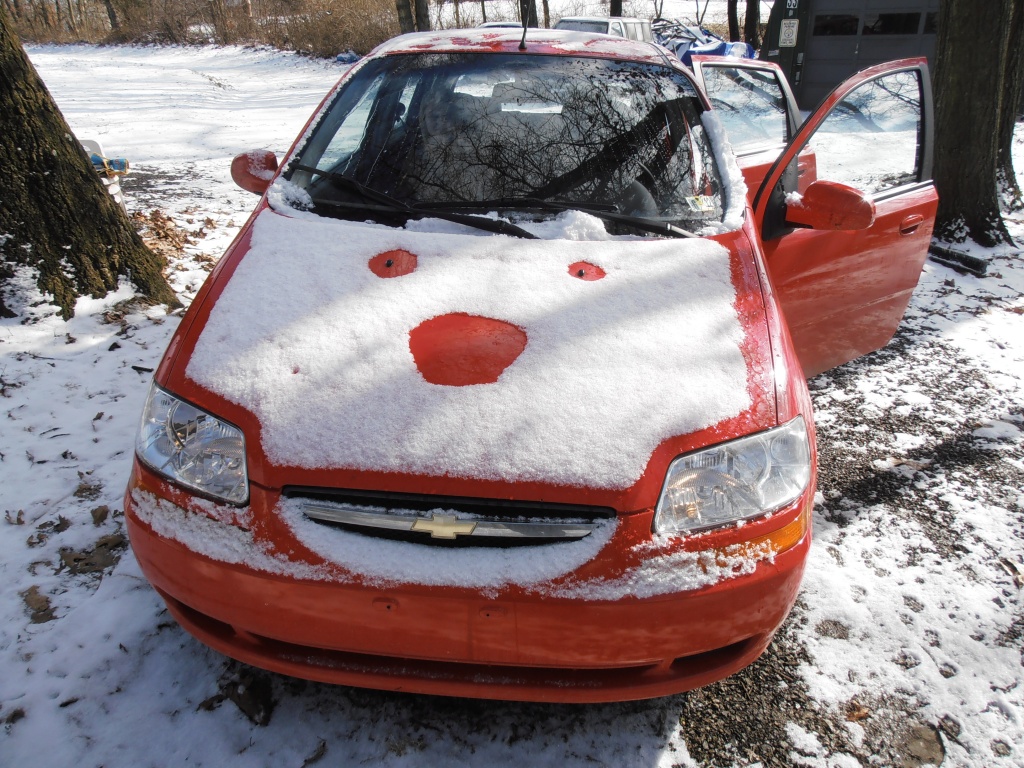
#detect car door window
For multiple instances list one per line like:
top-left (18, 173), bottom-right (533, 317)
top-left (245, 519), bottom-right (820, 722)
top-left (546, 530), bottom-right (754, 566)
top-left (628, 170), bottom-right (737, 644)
top-left (802, 69), bottom-right (921, 195)
top-left (698, 65), bottom-right (790, 152)
top-left (751, 61), bottom-right (936, 377)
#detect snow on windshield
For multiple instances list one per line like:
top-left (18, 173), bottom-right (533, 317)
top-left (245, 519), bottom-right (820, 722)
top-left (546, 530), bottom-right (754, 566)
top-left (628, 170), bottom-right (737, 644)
top-left (186, 210), bottom-right (751, 489)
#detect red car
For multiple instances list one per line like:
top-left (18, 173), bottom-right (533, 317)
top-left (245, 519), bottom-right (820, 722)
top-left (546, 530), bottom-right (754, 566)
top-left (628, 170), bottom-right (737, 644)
top-left (125, 29), bottom-right (936, 703)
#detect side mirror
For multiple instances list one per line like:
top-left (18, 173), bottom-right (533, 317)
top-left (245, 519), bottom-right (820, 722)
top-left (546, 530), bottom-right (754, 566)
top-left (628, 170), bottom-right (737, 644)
top-left (231, 150), bottom-right (279, 195)
top-left (784, 179), bottom-right (875, 231)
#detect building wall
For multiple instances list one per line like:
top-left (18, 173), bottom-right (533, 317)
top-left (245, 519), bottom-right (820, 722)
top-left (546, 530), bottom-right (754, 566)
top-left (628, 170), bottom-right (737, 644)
top-left (763, 0), bottom-right (940, 110)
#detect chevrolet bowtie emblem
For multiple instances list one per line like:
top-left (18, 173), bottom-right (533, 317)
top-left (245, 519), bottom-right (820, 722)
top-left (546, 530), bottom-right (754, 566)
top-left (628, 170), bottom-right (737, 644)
top-left (411, 513), bottom-right (477, 539)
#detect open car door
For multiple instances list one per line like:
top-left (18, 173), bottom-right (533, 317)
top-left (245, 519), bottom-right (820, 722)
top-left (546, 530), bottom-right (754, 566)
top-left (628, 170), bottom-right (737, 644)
top-left (750, 57), bottom-right (936, 377)
top-left (690, 56), bottom-right (815, 196)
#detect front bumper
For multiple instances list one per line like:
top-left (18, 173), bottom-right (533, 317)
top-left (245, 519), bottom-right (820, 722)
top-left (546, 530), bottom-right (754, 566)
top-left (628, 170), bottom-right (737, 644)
top-left (125, 464), bottom-right (810, 703)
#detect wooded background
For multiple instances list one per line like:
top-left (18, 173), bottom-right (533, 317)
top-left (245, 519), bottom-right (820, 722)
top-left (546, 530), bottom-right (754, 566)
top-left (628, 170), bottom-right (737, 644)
top-left (2, 0), bottom-right (757, 58)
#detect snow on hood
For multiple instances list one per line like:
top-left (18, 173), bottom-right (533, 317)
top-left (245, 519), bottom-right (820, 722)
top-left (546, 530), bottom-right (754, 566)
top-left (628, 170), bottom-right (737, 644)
top-left (186, 210), bottom-right (752, 489)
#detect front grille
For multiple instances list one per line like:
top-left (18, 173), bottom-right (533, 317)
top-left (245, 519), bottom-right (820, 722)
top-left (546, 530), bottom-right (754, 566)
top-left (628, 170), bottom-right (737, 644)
top-left (283, 486), bottom-right (616, 548)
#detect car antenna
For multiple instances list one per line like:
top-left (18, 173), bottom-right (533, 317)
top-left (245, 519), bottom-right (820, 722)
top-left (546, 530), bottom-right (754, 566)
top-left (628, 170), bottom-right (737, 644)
top-left (519, 0), bottom-right (528, 50)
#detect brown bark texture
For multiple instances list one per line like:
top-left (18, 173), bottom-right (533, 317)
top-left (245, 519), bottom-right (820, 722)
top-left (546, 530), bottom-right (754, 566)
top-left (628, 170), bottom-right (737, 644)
top-left (519, 0), bottom-right (537, 27)
top-left (727, 0), bottom-right (739, 41)
top-left (933, 0), bottom-right (1014, 246)
top-left (996, 0), bottom-right (1024, 213)
top-left (394, 0), bottom-right (413, 34)
top-left (412, 0), bottom-right (428, 31)
top-left (743, 0), bottom-right (759, 50)
top-left (0, 4), bottom-right (177, 318)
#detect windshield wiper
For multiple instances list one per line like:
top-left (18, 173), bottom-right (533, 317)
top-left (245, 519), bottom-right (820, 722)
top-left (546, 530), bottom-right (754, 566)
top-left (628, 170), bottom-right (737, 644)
top-left (291, 164), bottom-right (538, 240)
top-left (427, 197), bottom-right (699, 239)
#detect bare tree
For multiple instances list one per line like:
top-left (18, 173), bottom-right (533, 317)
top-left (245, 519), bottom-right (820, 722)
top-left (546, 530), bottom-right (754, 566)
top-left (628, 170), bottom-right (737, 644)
top-left (743, 0), bottom-right (759, 50)
top-left (726, 0), bottom-right (738, 41)
top-left (997, 0), bottom-right (1024, 212)
top-left (519, 0), bottom-right (536, 26)
top-left (610, 0), bottom-right (621, 17)
top-left (395, 0), bottom-right (413, 33)
top-left (413, 0), bottom-right (428, 31)
top-left (0, 4), bottom-right (176, 319)
top-left (933, 0), bottom-right (1019, 246)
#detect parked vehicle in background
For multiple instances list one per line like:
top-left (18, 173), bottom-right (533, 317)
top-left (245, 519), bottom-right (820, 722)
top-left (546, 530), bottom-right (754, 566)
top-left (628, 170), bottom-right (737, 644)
top-left (82, 139), bottom-right (129, 212)
top-left (553, 16), bottom-right (653, 42)
top-left (125, 28), bottom-right (936, 703)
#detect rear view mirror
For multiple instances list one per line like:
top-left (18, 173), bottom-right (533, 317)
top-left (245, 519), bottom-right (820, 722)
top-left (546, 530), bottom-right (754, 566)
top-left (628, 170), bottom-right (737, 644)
top-left (784, 179), bottom-right (875, 231)
top-left (231, 150), bottom-right (279, 195)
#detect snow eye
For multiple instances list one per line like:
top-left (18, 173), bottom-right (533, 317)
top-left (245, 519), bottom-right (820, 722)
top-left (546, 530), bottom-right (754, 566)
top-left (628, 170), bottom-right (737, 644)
top-left (369, 249), bottom-right (418, 278)
top-left (568, 261), bottom-right (606, 281)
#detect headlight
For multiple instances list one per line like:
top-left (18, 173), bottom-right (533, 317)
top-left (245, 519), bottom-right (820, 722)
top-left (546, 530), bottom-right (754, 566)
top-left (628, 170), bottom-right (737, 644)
top-left (654, 416), bottom-right (810, 535)
top-left (136, 384), bottom-right (249, 505)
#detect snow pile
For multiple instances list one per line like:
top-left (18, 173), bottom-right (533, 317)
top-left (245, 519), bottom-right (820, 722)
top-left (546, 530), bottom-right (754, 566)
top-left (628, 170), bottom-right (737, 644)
top-left (187, 210), bottom-right (750, 489)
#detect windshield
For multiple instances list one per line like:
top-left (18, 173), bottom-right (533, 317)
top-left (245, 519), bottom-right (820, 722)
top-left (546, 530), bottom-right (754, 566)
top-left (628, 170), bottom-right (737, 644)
top-left (282, 52), bottom-right (724, 235)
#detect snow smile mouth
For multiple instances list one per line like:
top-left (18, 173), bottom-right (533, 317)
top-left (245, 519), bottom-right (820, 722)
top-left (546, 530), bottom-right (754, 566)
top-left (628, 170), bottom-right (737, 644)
top-left (408, 312), bottom-right (529, 387)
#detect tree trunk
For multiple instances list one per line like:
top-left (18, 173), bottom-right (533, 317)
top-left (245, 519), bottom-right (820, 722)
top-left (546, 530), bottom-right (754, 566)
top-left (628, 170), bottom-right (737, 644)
top-left (100, 0), bottom-right (117, 30)
top-left (541, 0), bottom-right (548, 28)
top-left (609, 0), bottom-right (621, 17)
top-left (743, 0), bottom-right (760, 50)
top-left (519, 0), bottom-right (537, 26)
top-left (453, 0), bottom-right (460, 28)
top-left (726, 0), bottom-right (739, 41)
top-left (395, 0), bottom-right (413, 34)
top-left (997, 0), bottom-right (1024, 215)
top-left (0, 5), bottom-right (177, 319)
top-left (479, 0), bottom-right (486, 23)
top-left (933, 0), bottom-right (1013, 246)
top-left (413, 0), bottom-right (429, 32)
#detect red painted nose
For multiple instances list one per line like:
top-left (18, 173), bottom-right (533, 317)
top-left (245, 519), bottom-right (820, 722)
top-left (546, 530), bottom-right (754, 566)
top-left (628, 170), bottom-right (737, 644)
top-left (409, 313), bottom-right (527, 386)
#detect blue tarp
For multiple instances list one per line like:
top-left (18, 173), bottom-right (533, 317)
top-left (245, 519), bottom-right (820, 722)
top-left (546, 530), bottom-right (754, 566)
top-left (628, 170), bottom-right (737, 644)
top-left (679, 39), bottom-right (755, 67)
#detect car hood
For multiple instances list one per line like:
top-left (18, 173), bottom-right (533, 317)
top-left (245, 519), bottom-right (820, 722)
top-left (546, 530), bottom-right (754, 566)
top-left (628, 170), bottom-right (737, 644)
top-left (184, 209), bottom-right (758, 492)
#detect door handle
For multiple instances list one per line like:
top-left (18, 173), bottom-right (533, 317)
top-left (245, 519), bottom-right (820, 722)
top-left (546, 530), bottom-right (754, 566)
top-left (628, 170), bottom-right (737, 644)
top-left (900, 214), bottom-right (924, 235)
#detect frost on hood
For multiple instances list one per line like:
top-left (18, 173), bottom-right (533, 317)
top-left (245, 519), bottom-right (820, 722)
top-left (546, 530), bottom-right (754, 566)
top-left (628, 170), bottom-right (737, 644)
top-left (186, 210), bottom-right (751, 489)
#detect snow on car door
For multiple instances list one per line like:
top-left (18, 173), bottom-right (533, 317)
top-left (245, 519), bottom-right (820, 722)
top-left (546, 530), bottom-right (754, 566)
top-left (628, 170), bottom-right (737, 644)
top-left (751, 58), bottom-right (937, 378)
top-left (690, 57), bottom-right (813, 196)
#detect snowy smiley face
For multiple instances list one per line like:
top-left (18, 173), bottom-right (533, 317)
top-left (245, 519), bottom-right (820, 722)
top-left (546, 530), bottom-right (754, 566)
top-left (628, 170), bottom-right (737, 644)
top-left (369, 247), bottom-right (608, 387)
top-left (187, 211), bottom-right (751, 489)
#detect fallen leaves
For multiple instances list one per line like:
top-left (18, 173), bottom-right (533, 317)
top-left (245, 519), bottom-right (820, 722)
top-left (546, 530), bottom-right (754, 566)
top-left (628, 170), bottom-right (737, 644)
top-left (198, 666), bottom-right (276, 727)
top-left (57, 533), bottom-right (127, 575)
top-left (20, 586), bottom-right (55, 623)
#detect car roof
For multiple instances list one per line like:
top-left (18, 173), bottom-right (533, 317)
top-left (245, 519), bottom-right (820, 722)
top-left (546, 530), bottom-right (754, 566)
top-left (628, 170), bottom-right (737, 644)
top-left (556, 16), bottom-right (648, 23)
top-left (369, 28), bottom-right (672, 65)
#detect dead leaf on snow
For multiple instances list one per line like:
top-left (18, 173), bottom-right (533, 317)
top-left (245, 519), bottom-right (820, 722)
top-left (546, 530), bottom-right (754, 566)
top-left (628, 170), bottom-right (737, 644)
top-left (58, 533), bottom-right (127, 574)
top-left (3, 707), bottom-right (26, 725)
top-left (998, 558), bottom-right (1023, 589)
top-left (846, 700), bottom-right (871, 722)
top-left (899, 722), bottom-right (945, 768)
top-left (302, 740), bottom-right (328, 767)
top-left (73, 475), bottom-right (103, 501)
top-left (91, 505), bottom-right (110, 526)
top-left (212, 666), bottom-right (276, 727)
top-left (21, 586), bottom-right (55, 623)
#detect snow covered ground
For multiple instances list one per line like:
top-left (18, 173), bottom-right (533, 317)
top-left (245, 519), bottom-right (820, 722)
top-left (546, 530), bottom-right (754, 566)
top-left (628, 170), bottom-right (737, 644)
top-left (1, 43), bottom-right (1021, 767)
